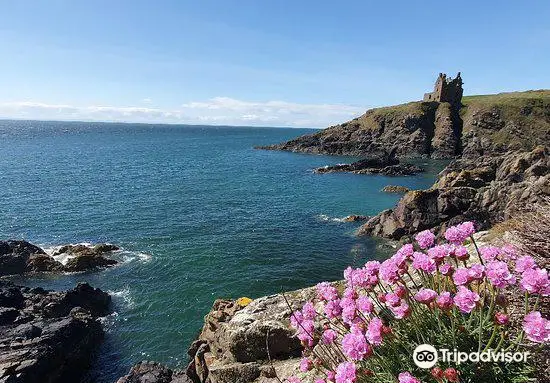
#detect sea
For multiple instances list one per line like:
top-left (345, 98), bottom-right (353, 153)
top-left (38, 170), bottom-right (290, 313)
top-left (0, 120), bottom-right (446, 382)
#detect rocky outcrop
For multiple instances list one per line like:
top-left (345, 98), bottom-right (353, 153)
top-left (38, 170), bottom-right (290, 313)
top-left (358, 146), bottom-right (550, 239)
top-left (342, 215), bottom-right (369, 222)
top-left (0, 281), bottom-right (111, 383)
top-left (182, 287), bottom-right (321, 383)
top-left (314, 156), bottom-right (424, 176)
top-left (116, 361), bottom-right (191, 383)
top-left (258, 91), bottom-right (550, 160)
top-left (0, 240), bottom-right (119, 276)
top-left (382, 185), bottom-right (411, 193)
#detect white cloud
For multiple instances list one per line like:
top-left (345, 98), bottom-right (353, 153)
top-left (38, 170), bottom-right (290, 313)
top-left (0, 97), bottom-right (365, 128)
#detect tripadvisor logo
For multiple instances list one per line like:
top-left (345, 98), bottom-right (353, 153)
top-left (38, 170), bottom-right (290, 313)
top-left (413, 344), bottom-right (530, 369)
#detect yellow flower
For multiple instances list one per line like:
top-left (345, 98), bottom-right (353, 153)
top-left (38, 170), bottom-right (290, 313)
top-left (236, 297), bottom-right (253, 307)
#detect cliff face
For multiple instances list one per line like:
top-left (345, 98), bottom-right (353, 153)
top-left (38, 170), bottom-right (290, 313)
top-left (259, 90), bottom-right (550, 159)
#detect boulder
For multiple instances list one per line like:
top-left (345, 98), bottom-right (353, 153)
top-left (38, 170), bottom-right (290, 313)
top-left (342, 215), bottom-right (369, 222)
top-left (64, 253), bottom-right (118, 272)
top-left (382, 185), bottom-right (411, 193)
top-left (0, 281), bottom-right (111, 383)
top-left (314, 156), bottom-right (424, 176)
top-left (116, 361), bottom-right (192, 383)
top-left (0, 240), bottom-right (46, 276)
top-left (26, 254), bottom-right (64, 273)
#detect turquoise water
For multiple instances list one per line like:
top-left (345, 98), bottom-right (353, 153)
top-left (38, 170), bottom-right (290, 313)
top-left (0, 120), bottom-right (444, 382)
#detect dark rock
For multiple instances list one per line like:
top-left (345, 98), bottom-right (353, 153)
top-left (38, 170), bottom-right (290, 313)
top-left (26, 254), bottom-right (64, 273)
top-left (382, 185), bottom-right (411, 193)
top-left (0, 283), bottom-right (25, 308)
top-left (0, 281), bottom-right (111, 383)
top-left (342, 215), bottom-right (369, 222)
top-left (64, 254), bottom-right (118, 272)
top-left (0, 240), bottom-right (46, 276)
top-left (53, 243), bottom-right (119, 257)
top-left (314, 156), bottom-right (424, 176)
top-left (116, 361), bottom-right (192, 383)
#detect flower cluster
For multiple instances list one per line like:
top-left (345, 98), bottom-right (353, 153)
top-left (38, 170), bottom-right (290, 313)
top-left (287, 221), bottom-right (549, 383)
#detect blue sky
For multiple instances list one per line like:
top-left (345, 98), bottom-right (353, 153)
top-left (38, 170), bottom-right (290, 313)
top-left (1, 1), bottom-right (549, 127)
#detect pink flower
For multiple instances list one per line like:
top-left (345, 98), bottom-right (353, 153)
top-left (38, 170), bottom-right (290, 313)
top-left (445, 221), bottom-right (475, 245)
top-left (340, 297), bottom-right (356, 323)
top-left (486, 260), bottom-right (515, 289)
top-left (317, 282), bottom-right (339, 301)
top-left (290, 311), bottom-right (303, 327)
top-left (327, 371), bottom-right (336, 382)
top-left (324, 299), bottom-right (342, 319)
top-left (366, 317), bottom-right (384, 345)
top-left (480, 246), bottom-right (501, 261)
top-left (468, 264), bottom-right (485, 280)
top-left (389, 300), bottom-right (410, 319)
top-left (380, 258), bottom-right (401, 284)
top-left (364, 260), bottom-right (381, 274)
top-left (436, 291), bottom-right (453, 310)
top-left (385, 292), bottom-right (401, 307)
top-left (315, 380), bottom-right (326, 383)
top-left (300, 357), bottom-right (313, 372)
top-left (428, 244), bottom-right (452, 263)
top-left (453, 245), bottom-right (470, 261)
top-left (520, 268), bottom-right (549, 295)
top-left (342, 332), bottom-right (370, 361)
top-left (335, 362), bottom-right (356, 383)
top-left (395, 285), bottom-right (407, 298)
top-left (356, 296), bottom-right (374, 314)
top-left (414, 288), bottom-right (437, 304)
top-left (523, 311), bottom-right (550, 343)
top-left (396, 243), bottom-right (414, 259)
top-left (412, 252), bottom-right (436, 273)
top-left (515, 256), bottom-right (536, 273)
top-left (439, 262), bottom-right (454, 276)
top-left (302, 302), bottom-right (317, 320)
top-left (500, 244), bottom-right (517, 261)
top-left (454, 286), bottom-right (480, 313)
top-left (322, 329), bottom-right (337, 344)
top-left (398, 372), bottom-right (421, 383)
top-left (287, 377), bottom-right (301, 383)
top-left (415, 229), bottom-right (435, 249)
top-left (494, 312), bottom-right (509, 325)
top-left (296, 319), bottom-right (315, 347)
top-left (453, 267), bottom-right (471, 285)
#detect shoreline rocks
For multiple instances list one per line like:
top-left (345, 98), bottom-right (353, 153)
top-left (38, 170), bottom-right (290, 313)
top-left (0, 240), bottom-right (119, 276)
top-left (382, 185), bottom-right (411, 193)
top-left (314, 156), bottom-right (424, 176)
top-left (0, 281), bottom-right (111, 382)
top-left (358, 146), bottom-right (550, 239)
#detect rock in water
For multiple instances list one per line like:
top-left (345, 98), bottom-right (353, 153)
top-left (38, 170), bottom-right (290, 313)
top-left (342, 215), bottom-right (369, 222)
top-left (0, 281), bottom-right (111, 383)
top-left (382, 185), bottom-right (411, 193)
top-left (314, 155), bottom-right (424, 176)
top-left (116, 361), bottom-right (192, 383)
top-left (0, 240), bottom-right (48, 276)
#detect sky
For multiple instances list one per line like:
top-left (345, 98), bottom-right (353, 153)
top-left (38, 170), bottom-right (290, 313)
top-left (0, 1), bottom-right (549, 128)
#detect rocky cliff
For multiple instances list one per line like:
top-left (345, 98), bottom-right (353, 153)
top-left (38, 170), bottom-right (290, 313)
top-left (357, 146), bottom-right (550, 238)
top-left (258, 90), bottom-right (550, 159)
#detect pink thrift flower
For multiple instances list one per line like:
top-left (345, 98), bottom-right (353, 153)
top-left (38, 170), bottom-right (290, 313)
top-left (428, 244), bottom-right (452, 263)
top-left (364, 260), bottom-right (380, 274)
top-left (412, 252), bottom-right (436, 273)
top-left (287, 377), bottom-right (301, 383)
top-left (494, 312), bottom-right (509, 325)
top-left (315, 380), bottom-right (326, 383)
top-left (486, 260), bottom-right (515, 289)
top-left (340, 297), bottom-right (356, 323)
top-left (468, 264), bottom-right (485, 280)
top-left (515, 256), bottom-right (536, 274)
top-left (454, 286), bottom-right (480, 313)
top-left (335, 362), bottom-right (356, 383)
top-left (439, 262), bottom-right (454, 276)
top-left (436, 291), bottom-right (453, 310)
top-left (297, 319), bottom-right (315, 347)
top-left (520, 268), bottom-right (550, 295)
top-left (523, 311), bottom-right (550, 343)
top-left (316, 282), bottom-right (339, 301)
top-left (300, 357), bottom-right (313, 372)
top-left (398, 372), bottom-right (421, 383)
top-left (390, 300), bottom-right (410, 319)
top-left (396, 243), bottom-right (414, 259)
top-left (445, 221), bottom-right (475, 245)
top-left (480, 246), bottom-right (501, 261)
top-left (453, 267), bottom-right (471, 285)
top-left (324, 299), bottom-right (342, 319)
top-left (342, 332), bottom-right (370, 360)
top-left (366, 317), bottom-right (384, 345)
top-left (395, 285), bottom-right (407, 298)
top-left (453, 245), bottom-right (470, 261)
top-left (415, 229), bottom-right (435, 249)
top-left (322, 329), bottom-right (337, 344)
top-left (414, 288), bottom-right (437, 304)
top-left (385, 292), bottom-right (401, 307)
top-left (500, 244), bottom-right (517, 260)
top-left (302, 302), bottom-right (316, 320)
top-left (380, 258), bottom-right (401, 284)
top-left (356, 296), bottom-right (374, 314)
top-left (326, 371), bottom-right (336, 382)
top-left (290, 311), bottom-right (303, 328)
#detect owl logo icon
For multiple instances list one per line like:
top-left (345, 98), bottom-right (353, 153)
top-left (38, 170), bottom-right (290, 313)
top-left (413, 344), bottom-right (438, 368)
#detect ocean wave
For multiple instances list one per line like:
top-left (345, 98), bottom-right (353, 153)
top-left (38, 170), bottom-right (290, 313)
top-left (40, 242), bottom-right (153, 266)
top-left (108, 287), bottom-right (135, 310)
top-left (315, 214), bottom-right (347, 223)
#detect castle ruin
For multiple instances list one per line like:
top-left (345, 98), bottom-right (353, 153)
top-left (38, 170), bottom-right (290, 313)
top-left (423, 72), bottom-right (463, 106)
